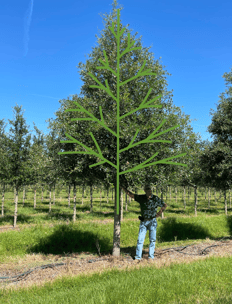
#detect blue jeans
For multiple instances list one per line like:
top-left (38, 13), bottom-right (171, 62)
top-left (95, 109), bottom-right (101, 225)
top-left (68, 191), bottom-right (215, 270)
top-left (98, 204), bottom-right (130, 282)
top-left (135, 218), bottom-right (157, 260)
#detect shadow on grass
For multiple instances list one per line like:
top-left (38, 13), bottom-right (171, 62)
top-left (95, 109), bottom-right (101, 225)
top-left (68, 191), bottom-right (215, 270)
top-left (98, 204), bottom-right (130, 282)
top-left (158, 217), bottom-right (215, 242)
top-left (25, 222), bottom-right (111, 256)
top-left (158, 215), bottom-right (232, 242)
top-left (226, 214), bottom-right (232, 236)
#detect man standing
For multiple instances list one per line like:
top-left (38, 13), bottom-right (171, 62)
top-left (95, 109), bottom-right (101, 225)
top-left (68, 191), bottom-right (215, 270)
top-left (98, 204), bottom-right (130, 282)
top-left (121, 184), bottom-right (167, 262)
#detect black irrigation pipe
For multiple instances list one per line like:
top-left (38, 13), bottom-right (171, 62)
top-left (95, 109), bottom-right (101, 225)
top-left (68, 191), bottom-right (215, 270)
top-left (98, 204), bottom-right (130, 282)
top-left (0, 236), bottom-right (231, 284)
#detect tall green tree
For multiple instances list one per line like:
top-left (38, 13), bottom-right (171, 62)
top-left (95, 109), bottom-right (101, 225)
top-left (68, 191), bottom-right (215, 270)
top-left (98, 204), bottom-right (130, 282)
top-left (72, 0), bottom-right (203, 194)
top-left (56, 2), bottom-right (192, 257)
top-left (46, 0), bottom-right (201, 198)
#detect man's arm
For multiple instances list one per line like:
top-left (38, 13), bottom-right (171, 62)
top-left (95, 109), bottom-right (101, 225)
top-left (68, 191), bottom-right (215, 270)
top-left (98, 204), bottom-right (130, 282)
top-left (121, 186), bottom-right (134, 199)
top-left (156, 203), bottom-right (167, 217)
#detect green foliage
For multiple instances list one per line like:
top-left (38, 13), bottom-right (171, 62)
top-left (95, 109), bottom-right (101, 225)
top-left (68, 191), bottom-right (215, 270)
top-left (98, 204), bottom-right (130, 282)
top-left (58, 8), bottom-right (188, 214)
top-left (0, 105), bottom-right (33, 189)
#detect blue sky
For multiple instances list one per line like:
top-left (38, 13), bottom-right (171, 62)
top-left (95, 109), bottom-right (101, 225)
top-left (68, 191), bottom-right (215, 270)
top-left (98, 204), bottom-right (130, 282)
top-left (1, 0), bottom-right (232, 147)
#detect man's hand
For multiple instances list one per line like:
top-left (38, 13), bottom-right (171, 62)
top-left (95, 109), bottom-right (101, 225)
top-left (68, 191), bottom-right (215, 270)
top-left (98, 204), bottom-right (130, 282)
top-left (156, 204), bottom-right (167, 218)
top-left (121, 186), bottom-right (134, 199)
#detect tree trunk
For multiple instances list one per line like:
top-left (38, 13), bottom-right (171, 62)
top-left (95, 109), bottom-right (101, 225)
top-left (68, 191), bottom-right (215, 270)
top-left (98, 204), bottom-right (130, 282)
top-left (194, 186), bottom-right (198, 216)
top-left (224, 188), bottom-right (227, 215)
top-left (1, 183), bottom-right (5, 217)
top-left (82, 184), bottom-right (85, 205)
top-left (208, 187), bottom-right (211, 208)
top-left (23, 185), bottom-right (26, 207)
top-left (120, 187), bottom-right (123, 221)
top-left (53, 185), bottom-right (55, 205)
top-left (34, 186), bottom-right (36, 209)
top-left (125, 191), bottom-right (128, 212)
top-left (90, 184), bottom-right (93, 212)
top-left (183, 185), bottom-right (186, 209)
top-left (112, 181), bottom-right (121, 257)
top-left (13, 184), bottom-right (19, 227)
top-left (161, 187), bottom-right (164, 219)
top-left (68, 184), bottom-right (71, 207)
top-left (73, 182), bottom-right (77, 222)
top-left (166, 185), bottom-right (168, 204)
top-left (41, 185), bottom-right (44, 203)
top-left (49, 185), bottom-right (52, 213)
top-left (229, 189), bottom-right (231, 209)
top-left (107, 187), bottom-right (109, 204)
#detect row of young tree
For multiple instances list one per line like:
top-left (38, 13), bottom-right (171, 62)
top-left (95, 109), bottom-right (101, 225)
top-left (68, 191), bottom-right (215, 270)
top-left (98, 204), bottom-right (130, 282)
top-left (2, 181), bottom-right (231, 219)
top-left (0, 0), bottom-right (231, 256)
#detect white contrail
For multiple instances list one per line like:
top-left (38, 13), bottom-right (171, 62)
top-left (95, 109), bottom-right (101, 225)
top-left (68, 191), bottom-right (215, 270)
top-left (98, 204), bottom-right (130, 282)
top-left (23, 0), bottom-right (34, 57)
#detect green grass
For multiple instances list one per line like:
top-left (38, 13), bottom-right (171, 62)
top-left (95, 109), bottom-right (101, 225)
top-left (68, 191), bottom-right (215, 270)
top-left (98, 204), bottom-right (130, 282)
top-left (1, 256), bottom-right (232, 304)
top-left (0, 186), bottom-right (232, 303)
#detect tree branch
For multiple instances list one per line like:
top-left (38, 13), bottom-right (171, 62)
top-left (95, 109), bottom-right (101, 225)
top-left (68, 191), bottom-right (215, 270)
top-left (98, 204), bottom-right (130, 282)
top-left (58, 133), bottom-right (117, 169)
top-left (66, 100), bottom-right (117, 137)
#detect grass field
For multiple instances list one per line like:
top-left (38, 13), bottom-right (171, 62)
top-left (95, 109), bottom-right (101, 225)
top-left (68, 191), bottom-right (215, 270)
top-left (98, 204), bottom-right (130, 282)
top-left (0, 185), bottom-right (232, 303)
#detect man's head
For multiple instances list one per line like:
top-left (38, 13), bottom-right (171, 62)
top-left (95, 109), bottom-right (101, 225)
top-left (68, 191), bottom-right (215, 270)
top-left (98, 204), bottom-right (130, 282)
top-left (144, 185), bottom-right (152, 198)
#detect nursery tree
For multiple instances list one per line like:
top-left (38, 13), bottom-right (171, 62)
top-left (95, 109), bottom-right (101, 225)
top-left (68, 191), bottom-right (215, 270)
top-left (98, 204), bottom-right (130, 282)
top-left (57, 3), bottom-right (188, 256)
top-left (168, 67), bottom-right (232, 215)
top-left (71, 0), bottom-right (207, 194)
top-left (207, 67), bottom-right (232, 149)
top-left (0, 119), bottom-right (16, 215)
top-left (24, 124), bottom-right (55, 208)
top-left (194, 68), bottom-right (232, 211)
top-left (40, 129), bottom-right (74, 211)
top-left (47, 1), bottom-right (202, 199)
top-left (183, 68), bottom-right (232, 191)
top-left (1, 104), bottom-right (33, 227)
top-left (45, 119), bottom-right (115, 211)
top-left (0, 119), bottom-right (12, 186)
